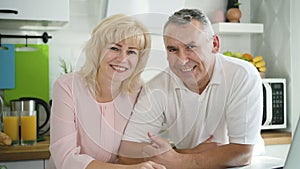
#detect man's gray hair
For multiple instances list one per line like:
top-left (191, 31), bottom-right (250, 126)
top-left (165, 9), bottom-right (210, 27)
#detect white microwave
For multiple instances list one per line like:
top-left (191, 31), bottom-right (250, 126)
top-left (261, 78), bottom-right (287, 130)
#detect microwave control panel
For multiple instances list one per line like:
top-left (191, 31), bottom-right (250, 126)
top-left (270, 83), bottom-right (285, 124)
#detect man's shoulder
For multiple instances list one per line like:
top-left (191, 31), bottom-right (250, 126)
top-left (145, 68), bottom-right (180, 88)
top-left (218, 54), bottom-right (260, 78)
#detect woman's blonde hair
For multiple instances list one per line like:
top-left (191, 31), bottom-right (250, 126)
top-left (79, 14), bottom-right (151, 94)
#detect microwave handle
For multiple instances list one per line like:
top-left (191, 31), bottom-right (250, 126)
top-left (262, 82), bottom-right (273, 126)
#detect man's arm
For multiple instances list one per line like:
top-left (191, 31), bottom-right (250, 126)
top-left (119, 134), bottom-right (254, 169)
top-left (119, 140), bottom-right (148, 164)
top-left (153, 143), bottom-right (253, 169)
top-left (118, 136), bottom-right (218, 164)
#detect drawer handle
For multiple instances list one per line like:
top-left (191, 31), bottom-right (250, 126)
top-left (0, 9), bottom-right (18, 14)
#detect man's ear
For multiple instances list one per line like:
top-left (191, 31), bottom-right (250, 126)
top-left (212, 35), bottom-right (220, 53)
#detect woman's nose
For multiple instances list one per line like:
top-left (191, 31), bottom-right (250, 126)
top-left (118, 51), bottom-right (128, 60)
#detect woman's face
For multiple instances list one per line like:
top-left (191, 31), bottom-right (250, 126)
top-left (98, 40), bottom-right (140, 83)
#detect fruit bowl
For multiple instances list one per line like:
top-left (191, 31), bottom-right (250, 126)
top-left (223, 51), bottom-right (266, 78)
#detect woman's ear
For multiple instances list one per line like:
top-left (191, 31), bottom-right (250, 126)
top-left (212, 35), bottom-right (220, 53)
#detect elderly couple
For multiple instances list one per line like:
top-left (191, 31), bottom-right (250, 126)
top-left (47, 8), bottom-right (263, 169)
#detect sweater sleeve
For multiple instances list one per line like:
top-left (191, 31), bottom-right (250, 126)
top-left (49, 75), bottom-right (94, 169)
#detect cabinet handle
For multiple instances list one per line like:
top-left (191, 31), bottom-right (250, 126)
top-left (0, 9), bottom-right (18, 14)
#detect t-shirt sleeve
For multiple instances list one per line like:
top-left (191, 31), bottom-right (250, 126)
top-left (49, 75), bottom-right (94, 169)
top-left (122, 85), bottom-right (166, 143)
top-left (226, 69), bottom-right (263, 144)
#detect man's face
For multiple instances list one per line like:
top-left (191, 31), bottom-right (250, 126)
top-left (164, 20), bottom-right (218, 91)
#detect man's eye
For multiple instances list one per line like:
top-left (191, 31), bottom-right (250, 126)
top-left (187, 45), bottom-right (196, 49)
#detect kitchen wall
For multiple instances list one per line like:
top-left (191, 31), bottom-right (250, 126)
top-left (1, 0), bottom-right (299, 131)
top-left (185, 0), bottom-right (253, 54)
top-left (0, 0), bottom-right (102, 100)
top-left (0, 0), bottom-right (250, 98)
top-left (251, 0), bottom-right (300, 133)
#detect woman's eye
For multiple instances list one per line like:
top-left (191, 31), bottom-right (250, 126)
top-left (168, 48), bottom-right (177, 53)
top-left (110, 46), bottom-right (119, 51)
top-left (127, 50), bottom-right (138, 55)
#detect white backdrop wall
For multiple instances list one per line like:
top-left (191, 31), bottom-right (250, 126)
top-left (0, 0), bottom-right (253, 99)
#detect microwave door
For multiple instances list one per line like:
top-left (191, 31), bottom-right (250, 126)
top-left (262, 82), bottom-right (273, 126)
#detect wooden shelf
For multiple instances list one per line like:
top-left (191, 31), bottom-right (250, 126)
top-left (212, 22), bottom-right (264, 35)
top-left (261, 131), bottom-right (292, 145)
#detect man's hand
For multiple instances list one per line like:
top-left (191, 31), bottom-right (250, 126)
top-left (142, 132), bottom-right (183, 169)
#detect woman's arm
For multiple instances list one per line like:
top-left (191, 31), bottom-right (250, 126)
top-left (50, 76), bottom-right (94, 169)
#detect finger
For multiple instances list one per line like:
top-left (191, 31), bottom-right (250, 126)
top-left (152, 162), bottom-right (166, 169)
top-left (147, 132), bottom-right (169, 148)
top-left (147, 161), bottom-right (166, 169)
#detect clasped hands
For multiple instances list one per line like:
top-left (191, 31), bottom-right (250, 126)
top-left (142, 132), bottom-right (219, 169)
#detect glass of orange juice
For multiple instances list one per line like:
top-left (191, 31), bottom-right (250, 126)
top-left (20, 110), bottom-right (37, 145)
top-left (3, 110), bottom-right (20, 145)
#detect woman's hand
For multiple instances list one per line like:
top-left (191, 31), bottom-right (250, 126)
top-left (0, 132), bottom-right (12, 145)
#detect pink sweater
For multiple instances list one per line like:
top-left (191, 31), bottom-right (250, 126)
top-left (47, 73), bottom-right (139, 169)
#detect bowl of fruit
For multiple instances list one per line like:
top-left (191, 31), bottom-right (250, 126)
top-left (223, 51), bottom-right (266, 78)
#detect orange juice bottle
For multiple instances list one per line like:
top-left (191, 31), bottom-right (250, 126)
top-left (21, 115), bottom-right (37, 145)
top-left (3, 116), bottom-right (19, 144)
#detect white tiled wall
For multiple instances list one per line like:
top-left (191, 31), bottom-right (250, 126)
top-left (250, 0), bottom-right (299, 132)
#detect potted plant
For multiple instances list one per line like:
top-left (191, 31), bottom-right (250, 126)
top-left (226, 0), bottom-right (242, 22)
top-left (59, 58), bottom-right (73, 74)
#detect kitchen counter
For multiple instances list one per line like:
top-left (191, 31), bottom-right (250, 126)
top-left (0, 136), bottom-right (50, 162)
top-left (261, 131), bottom-right (292, 145)
top-left (0, 132), bottom-right (291, 162)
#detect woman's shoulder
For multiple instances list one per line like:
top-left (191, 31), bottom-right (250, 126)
top-left (55, 72), bottom-right (79, 84)
top-left (53, 73), bottom-right (79, 90)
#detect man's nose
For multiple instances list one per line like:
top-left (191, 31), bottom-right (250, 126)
top-left (177, 50), bottom-right (189, 64)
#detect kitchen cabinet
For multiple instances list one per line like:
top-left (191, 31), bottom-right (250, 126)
top-left (0, 0), bottom-right (69, 29)
top-left (0, 160), bottom-right (45, 169)
top-left (0, 136), bottom-right (50, 169)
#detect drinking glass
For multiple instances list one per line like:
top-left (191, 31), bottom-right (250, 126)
top-left (20, 110), bottom-right (37, 145)
top-left (3, 110), bottom-right (20, 145)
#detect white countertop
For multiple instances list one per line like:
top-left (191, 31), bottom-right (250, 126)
top-left (229, 156), bottom-right (284, 169)
top-left (228, 144), bottom-right (290, 169)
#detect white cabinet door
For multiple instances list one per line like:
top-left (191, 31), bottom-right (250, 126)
top-left (0, 0), bottom-right (69, 22)
top-left (0, 160), bottom-right (44, 169)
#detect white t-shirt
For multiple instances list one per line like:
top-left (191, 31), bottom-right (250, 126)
top-left (123, 54), bottom-right (263, 149)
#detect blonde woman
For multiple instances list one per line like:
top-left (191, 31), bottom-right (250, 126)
top-left (47, 14), bottom-right (165, 169)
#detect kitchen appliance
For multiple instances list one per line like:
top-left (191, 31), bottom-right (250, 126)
top-left (10, 97), bottom-right (50, 138)
top-left (261, 78), bottom-right (286, 130)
